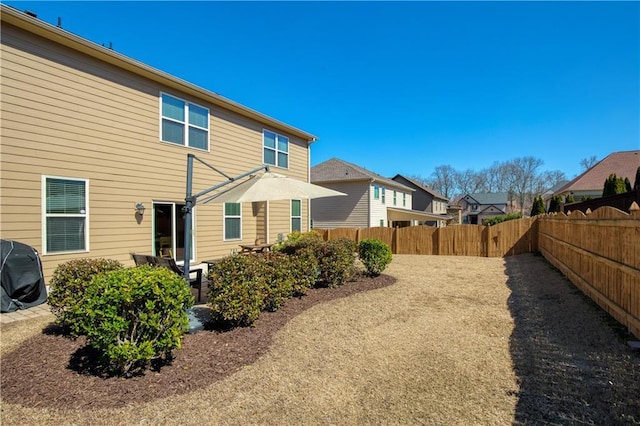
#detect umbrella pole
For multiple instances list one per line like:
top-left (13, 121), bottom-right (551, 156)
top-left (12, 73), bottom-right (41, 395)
top-left (183, 154), bottom-right (194, 282)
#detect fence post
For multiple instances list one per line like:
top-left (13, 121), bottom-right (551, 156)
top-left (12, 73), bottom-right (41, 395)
top-left (392, 228), bottom-right (398, 254)
top-left (484, 225), bottom-right (491, 257)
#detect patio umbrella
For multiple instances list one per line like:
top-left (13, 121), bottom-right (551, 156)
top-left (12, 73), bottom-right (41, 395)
top-left (201, 172), bottom-right (346, 204)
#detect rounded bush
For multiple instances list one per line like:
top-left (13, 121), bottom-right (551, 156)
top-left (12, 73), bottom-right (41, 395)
top-left (69, 265), bottom-right (193, 376)
top-left (48, 258), bottom-right (124, 329)
top-left (207, 255), bottom-right (266, 327)
top-left (316, 238), bottom-right (356, 287)
top-left (358, 239), bottom-right (392, 277)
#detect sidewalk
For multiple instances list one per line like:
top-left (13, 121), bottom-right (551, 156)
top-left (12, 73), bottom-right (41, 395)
top-left (0, 303), bottom-right (52, 325)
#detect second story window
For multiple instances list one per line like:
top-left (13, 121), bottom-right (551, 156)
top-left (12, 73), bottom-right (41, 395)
top-left (263, 130), bottom-right (288, 168)
top-left (403, 193), bottom-right (406, 207)
top-left (374, 185), bottom-right (380, 200)
top-left (161, 93), bottom-right (209, 150)
top-left (393, 190), bottom-right (397, 206)
top-left (381, 188), bottom-right (386, 204)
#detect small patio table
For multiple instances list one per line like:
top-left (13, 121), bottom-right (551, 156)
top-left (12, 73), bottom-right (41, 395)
top-left (239, 243), bottom-right (274, 254)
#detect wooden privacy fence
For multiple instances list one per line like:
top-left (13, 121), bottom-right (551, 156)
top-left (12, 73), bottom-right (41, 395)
top-left (538, 206), bottom-right (640, 339)
top-left (316, 205), bottom-right (639, 338)
top-left (317, 217), bottom-right (539, 258)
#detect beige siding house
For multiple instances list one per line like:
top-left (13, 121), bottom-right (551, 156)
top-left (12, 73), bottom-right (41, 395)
top-left (310, 158), bottom-right (445, 228)
top-left (0, 6), bottom-right (316, 281)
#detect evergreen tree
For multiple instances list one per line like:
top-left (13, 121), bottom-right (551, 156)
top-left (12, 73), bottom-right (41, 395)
top-left (565, 193), bottom-right (575, 204)
top-left (634, 166), bottom-right (640, 190)
top-left (603, 174), bottom-right (627, 196)
top-left (548, 195), bottom-right (563, 213)
top-left (624, 177), bottom-right (632, 192)
top-left (530, 195), bottom-right (546, 216)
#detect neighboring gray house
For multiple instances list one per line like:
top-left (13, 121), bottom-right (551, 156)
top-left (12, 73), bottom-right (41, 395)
top-left (392, 174), bottom-right (450, 227)
top-left (458, 193), bottom-right (509, 225)
top-left (311, 158), bottom-right (446, 228)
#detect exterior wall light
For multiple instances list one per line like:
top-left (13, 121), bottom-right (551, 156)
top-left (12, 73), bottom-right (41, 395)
top-left (135, 202), bottom-right (146, 216)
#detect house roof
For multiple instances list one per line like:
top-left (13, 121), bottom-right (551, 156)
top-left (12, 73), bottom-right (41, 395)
top-left (311, 158), bottom-right (413, 191)
top-left (555, 150), bottom-right (640, 194)
top-left (0, 4), bottom-right (317, 143)
top-left (391, 174), bottom-right (449, 201)
top-left (462, 192), bottom-right (509, 205)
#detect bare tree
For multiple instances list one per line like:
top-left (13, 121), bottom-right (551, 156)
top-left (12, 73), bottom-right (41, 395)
top-left (505, 157), bottom-right (544, 214)
top-left (456, 169), bottom-right (487, 196)
top-left (428, 165), bottom-right (457, 199)
top-left (580, 156), bottom-right (598, 171)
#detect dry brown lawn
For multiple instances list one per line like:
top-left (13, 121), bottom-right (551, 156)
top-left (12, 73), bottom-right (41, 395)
top-left (1, 254), bottom-right (638, 425)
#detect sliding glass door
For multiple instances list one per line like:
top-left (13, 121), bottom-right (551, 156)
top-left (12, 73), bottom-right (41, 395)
top-left (153, 202), bottom-right (193, 263)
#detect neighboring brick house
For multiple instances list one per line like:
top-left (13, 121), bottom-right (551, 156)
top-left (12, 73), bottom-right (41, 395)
top-left (391, 174), bottom-right (450, 227)
top-left (548, 150), bottom-right (640, 206)
top-left (0, 6), bottom-right (317, 281)
top-left (458, 193), bottom-right (509, 225)
top-left (310, 158), bottom-right (446, 228)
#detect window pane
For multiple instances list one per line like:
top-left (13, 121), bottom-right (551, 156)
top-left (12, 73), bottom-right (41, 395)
top-left (292, 217), bottom-right (301, 232)
top-left (374, 186), bottom-right (379, 199)
top-left (225, 218), bottom-right (240, 239)
top-left (277, 135), bottom-right (288, 152)
top-left (162, 119), bottom-right (184, 144)
top-left (188, 127), bottom-right (208, 150)
top-left (291, 200), bottom-right (301, 216)
top-left (264, 148), bottom-right (275, 165)
top-left (263, 131), bottom-right (276, 149)
top-left (277, 152), bottom-right (288, 168)
top-left (46, 179), bottom-right (85, 214)
top-left (225, 202), bottom-right (241, 216)
top-left (162, 94), bottom-right (185, 121)
top-left (47, 217), bottom-right (85, 252)
top-left (188, 104), bottom-right (208, 128)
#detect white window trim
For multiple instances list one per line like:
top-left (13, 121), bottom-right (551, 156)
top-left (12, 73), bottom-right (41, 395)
top-left (151, 201), bottom-right (195, 264)
top-left (159, 92), bottom-right (210, 151)
top-left (41, 175), bottom-right (90, 255)
top-left (381, 187), bottom-right (386, 204)
top-left (291, 199), bottom-right (302, 233)
top-left (373, 185), bottom-right (380, 200)
top-left (223, 202), bottom-right (242, 241)
top-left (393, 190), bottom-right (397, 206)
top-left (262, 129), bottom-right (289, 169)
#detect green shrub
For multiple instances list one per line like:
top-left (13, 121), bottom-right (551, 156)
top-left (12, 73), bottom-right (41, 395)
top-left (484, 212), bottom-right (523, 226)
top-left (259, 253), bottom-right (295, 312)
top-left (358, 239), bottom-right (392, 276)
top-left (286, 247), bottom-right (319, 296)
top-left (207, 255), bottom-right (266, 326)
top-left (564, 193), bottom-right (576, 204)
top-left (315, 238), bottom-right (356, 288)
top-left (48, 258), bottom-right (124, 328)
top-left (69, 265), bottom-right (193, 376)
top-left (274, 230), bottom-right (323, 253)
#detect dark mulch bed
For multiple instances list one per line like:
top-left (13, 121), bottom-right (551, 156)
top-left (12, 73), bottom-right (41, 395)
top-left (1, 274), bottom-right (395, 410)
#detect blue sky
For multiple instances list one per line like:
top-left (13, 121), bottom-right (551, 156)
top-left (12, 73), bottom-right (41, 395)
top-left (5, 1), bottom-right (639, 180)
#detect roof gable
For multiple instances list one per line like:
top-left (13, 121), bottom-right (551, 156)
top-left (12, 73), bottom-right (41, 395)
top-left (311, 158), bottom-right (412, 191)
top-left (557, 150), bottom-right (640, 194)
top-left (392, 174), bottom-right (449, 201)
top-left (462, 192), bottom-right (509, 205)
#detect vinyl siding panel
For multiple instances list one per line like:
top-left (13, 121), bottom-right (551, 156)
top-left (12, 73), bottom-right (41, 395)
top-left (311, 181), bottom-right (369, 228)
top-left (0, 22), bottom-right (311, 281)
